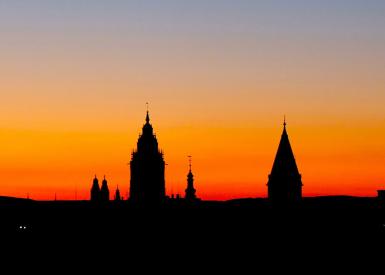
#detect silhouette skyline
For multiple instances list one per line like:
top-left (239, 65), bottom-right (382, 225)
top-left (1, 3), bottom-right (385, 263)
top-left (1, 1), bottom-right (385, 200)
top-left (3, 108), bottom-right (383, 203)
top-left (88, 110), bottom-right (305, 204)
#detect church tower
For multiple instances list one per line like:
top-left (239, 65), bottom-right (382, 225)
top-left (100, 176), bottom-right (110, 202)
top-left (130, 108), bottom-right (166, 204)
top-left (91, 175), bottom-right (100, 202)
top-left (267, 118), bottom-right (302, 204)
top-left (185, 156), bottom-right (197, 201)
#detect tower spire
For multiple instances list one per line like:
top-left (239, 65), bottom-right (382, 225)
top-left (267, 119), bottom-right (302, 204)
top-left (146, 102), bottom-right (150, 124)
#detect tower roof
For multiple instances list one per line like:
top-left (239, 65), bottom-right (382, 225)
top-left (270, 120), bottom-right (300, 176)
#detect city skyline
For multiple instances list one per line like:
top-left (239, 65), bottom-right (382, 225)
top-left (1, 1), bottom-right (385, 200)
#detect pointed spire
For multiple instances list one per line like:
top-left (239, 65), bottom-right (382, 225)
top-left (282, 115), bottom-right (288, 137)
top-left (145, 102), bottom-right (150, 124)
top-left (267, 119), bottom-right (302, 203)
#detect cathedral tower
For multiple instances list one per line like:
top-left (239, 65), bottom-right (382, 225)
top-left (267, 118), bottom-right (302, 204)
top-left (130, 109), bottom-right (166, 204)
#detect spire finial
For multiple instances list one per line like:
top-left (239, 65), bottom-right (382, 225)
top-left (145, 102), bottom-right (150, 124)
top-left (283, 115), bottom-right (286, 128)
top-left (188, 155), bottom-right (192, 171)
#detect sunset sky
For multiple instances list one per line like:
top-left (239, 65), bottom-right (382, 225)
top-left (0, 0), bottom-right (384, 200)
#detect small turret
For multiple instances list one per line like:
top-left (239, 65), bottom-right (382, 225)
top-left (91, 175), bottom-right (100, 202)
top-left (185, 156), bottom-right (197, 201)
top-left (115, 186), bottom-right (121, 201)
top-left (100, 175), bottom-right (110, 202)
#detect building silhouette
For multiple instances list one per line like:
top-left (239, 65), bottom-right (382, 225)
top-left (91, 175), bottom-right (100, 202)
top-left (115, 186), bottom-right (121, 201)
top-left (130, 110), bottom-right (166, 204)
top-left (267, 118), bottom-right (302, 204)
top-left (100, 176), bottom-right (110, 202)
top-left (185, 156), bottom-right (197, 201)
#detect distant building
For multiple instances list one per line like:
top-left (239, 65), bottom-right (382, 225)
top-left (100, 176), bottom-right (110, 202)
top-left (185, 156), bottom-right (198, 201)
top-left (91, 175), bottom-right (100, 202)
top-left (267, 119), bottom-right (302, 204)
top-left (130, 110), bottom-right (166, 204)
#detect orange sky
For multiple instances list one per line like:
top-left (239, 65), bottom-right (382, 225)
top-left (0, 115), bottom-right (384, 200)
top-left (0, 1), bottom-right (385, 200)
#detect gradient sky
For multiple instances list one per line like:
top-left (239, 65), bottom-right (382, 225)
top-left (0, 0), bottom-right (385, 200)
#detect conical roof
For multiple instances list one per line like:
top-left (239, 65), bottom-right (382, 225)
top-left (270, 122), bottom-right (300, 177)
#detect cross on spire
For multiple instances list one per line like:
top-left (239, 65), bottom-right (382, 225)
top-left (283, 115), bottom-right (286, 128)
